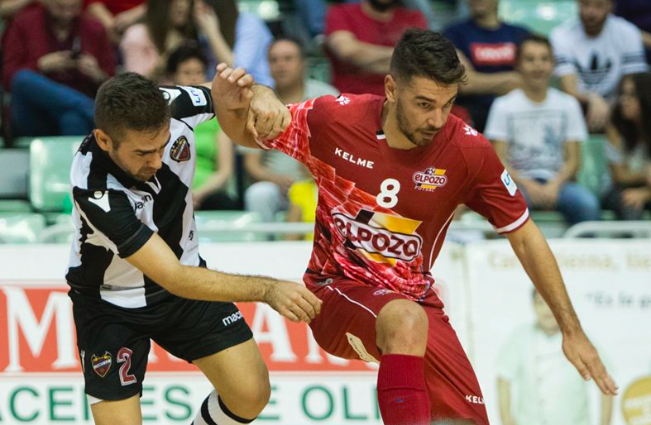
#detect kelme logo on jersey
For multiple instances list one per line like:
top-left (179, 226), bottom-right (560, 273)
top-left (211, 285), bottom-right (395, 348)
top-left (91, 352), bottom-right (112, 378)
top-left (333, 209), bottom-right (423, 264)
top-left (170, 136), bottom-right (191, 162)
top-left (413, 167), bottom-right (448, 192)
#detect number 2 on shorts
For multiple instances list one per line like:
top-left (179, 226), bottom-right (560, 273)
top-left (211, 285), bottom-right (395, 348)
top-left (376, 178), bottom-right (400, 208)
top-left (117, 347), bottom-right (137, 386)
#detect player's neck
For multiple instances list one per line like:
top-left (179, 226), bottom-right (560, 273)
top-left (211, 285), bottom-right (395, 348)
top-left (381, 101), bottom-right (418, 150)
top-left (276, 81), bottom-right (305, 105)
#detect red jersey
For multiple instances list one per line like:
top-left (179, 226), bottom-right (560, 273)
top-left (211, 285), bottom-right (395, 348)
top-left (265, 94), bottom-right (529, 300)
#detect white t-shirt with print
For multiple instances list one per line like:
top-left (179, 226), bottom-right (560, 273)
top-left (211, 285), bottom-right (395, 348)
top-left (550, 14), bottom-right (649, 99)
top-left (485, 88), bottom-right (588, 180)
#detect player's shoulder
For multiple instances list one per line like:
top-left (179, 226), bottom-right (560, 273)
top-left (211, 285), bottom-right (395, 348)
top-left (311, 93), bottom-right (382, 124)
top-left (446, 114), bottom-right (493, 162)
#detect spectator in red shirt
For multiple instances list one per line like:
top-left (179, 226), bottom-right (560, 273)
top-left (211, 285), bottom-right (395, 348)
top-left (325, 0), bottom-right (427, 95)
top-left (2, 0), bottom-right (115, 137)
top-left (86, 0), bottom-right (146, 44)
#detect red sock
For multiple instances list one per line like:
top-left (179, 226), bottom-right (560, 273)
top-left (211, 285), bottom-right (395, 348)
top-left (377, 354), bottom-right (431, 425)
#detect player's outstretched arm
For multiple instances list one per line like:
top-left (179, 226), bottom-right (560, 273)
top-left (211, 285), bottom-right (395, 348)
top-left (505, 220), bottom-right (618, 396)
top-left (126, 233), bottom-right (322, 323)
top-left (211, 63), bottom-right (290, 148)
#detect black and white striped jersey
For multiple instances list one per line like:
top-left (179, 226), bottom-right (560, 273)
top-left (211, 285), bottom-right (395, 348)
top-left (66, 85), bottom-right (214, 308)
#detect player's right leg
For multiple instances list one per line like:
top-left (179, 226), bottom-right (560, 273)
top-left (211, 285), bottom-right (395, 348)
top-left (307, 279), bottom-right (431, 425)
top-left (90, 394), bottom-right (142, 425)
top-left (69, 290), bottom-right (152, 425)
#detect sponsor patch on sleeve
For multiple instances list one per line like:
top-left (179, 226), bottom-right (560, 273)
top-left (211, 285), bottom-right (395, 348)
top-left (501, 169), bottom-right (518, 196)
top-left (181, 86), bottom-right (207, 107)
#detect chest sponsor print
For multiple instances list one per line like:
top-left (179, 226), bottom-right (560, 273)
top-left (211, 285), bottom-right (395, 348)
top-left (413, 167), bottom-right (448, 192)
top-left (333, 209), bottom-right (423, 265)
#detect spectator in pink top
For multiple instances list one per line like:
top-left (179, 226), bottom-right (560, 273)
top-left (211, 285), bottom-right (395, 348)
top-left (325, 0), bottom-right (427, 95)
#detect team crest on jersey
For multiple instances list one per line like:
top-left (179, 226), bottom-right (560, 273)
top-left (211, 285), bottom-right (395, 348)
top-left (413, 167), bottom-right (448, 192)
top-left (170, 136), bottom-right (190, 162)
top-left (91, 352), bottom-right (112, 378)
top-left (333, 209), bottom-right (423, 266)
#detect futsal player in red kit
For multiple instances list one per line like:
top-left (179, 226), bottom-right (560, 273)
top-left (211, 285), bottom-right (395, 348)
top-left (213, 29), bottom-right (618, 425)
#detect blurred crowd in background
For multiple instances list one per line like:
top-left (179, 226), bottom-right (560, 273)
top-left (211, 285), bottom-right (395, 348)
top-left (0, 0), bottom-right (650, 240)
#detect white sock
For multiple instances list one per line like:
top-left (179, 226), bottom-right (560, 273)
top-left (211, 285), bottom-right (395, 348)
top-left (191, 391), bottom-right (255, 425)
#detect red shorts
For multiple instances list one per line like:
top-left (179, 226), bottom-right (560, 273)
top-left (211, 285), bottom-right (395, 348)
top-left (306, 276), bottom-right (489, 425)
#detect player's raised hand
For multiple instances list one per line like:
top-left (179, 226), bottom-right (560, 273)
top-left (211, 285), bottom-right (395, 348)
top-left (562, 330), bottom-right (618, 396)
top-left (212, 63), bottom-right (254, 111)
top-left (249, 85), bottom-right (291, 140)
top-left (263, 281), bottom-right (322, 323)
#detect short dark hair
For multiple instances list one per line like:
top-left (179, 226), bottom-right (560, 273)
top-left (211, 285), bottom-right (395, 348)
top-left (390, 28), bottom-right (467, 86)
top-left (166, 41), bottom-right (208, 75)
top-left (268, 36), bottom-right (306, 59)
top-left (515, 34), bottom-right (553, 64)
top-left (95, 73), bottom-right (171, 143)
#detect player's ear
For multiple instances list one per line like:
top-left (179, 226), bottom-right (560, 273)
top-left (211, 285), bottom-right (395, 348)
top-left (385, 74), bottom-right (398, 102)
top-left (94, 129), bottom-right (114, 153)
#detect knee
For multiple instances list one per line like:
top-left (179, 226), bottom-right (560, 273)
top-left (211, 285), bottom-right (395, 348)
top-left (239, 378), bottom-right (271, 416)
top-left (10, 70), bottom-right (39, 95)
top-left (225, 372), bottom-right (271, 417)
top-left (376, 300), bottom-right (428, 356)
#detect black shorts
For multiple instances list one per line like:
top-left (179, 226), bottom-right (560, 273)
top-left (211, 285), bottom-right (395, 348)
top-left (70, 290), bottom-right (253, 401)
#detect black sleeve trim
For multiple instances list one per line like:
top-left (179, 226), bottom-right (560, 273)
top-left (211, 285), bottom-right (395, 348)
top-left (117, 224), bottom-right (154, 258)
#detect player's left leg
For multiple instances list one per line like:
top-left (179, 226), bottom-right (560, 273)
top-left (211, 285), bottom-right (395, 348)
top-left (375, 299), bottom-right (432, 425)
top-left (192, 338), bottom-right (271, 424)
top-left (152, 297), bottom-right (266, 425)
top-left (421, 297), bottom-right (489, 425)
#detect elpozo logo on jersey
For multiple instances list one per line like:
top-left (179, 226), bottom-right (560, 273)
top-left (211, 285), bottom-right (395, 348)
top-left (170, 136), bottom-right (191, 162)
top-left (413, 166), bottom-right (448, 192)
top-left (333, 209), bottom-right (423, 265)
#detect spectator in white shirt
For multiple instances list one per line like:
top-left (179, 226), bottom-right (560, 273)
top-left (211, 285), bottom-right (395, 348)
top-left (550, 0), bottom-right (648, 132)
top-left (486, 35), bottom-right (600, 225)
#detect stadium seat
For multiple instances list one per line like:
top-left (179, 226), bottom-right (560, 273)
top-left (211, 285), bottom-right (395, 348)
top-left (237, 0), bottom-right (280, 20)
top-left (499, 0), bottom-right (576, 36)
top-left (194, 211), bottom-right (265, 242)
top-left (0, 213), bottom-right (46, 244)
top-left (0, 200), bottom-right (31, 213)
top-left (578, 134), bottom-right (609, 198)
top-left (29, 136), bottom-right (83, 212)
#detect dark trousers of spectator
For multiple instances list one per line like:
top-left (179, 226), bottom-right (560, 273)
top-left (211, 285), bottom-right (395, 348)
top-left (519, 179), bottom-right (601, 225)
top-left (602, 185), bottom-right (651, 220)
top-left (11, 70), bottom-right (94, 137)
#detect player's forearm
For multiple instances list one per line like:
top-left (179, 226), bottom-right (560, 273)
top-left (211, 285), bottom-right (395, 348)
top-left (165, 264), bottom-right (275, 303)
top-left (214, 101), bottom-right (256, 148)
top-left (508, 222), bottom-right (582, 336)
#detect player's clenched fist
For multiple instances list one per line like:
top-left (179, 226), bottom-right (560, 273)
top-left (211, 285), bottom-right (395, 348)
top-left (249, 85), bottom-right (291, 141)
top-left (263, 281), bottom-right (322, 323)
top-left (212, 63), bottom-right (254, 111)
